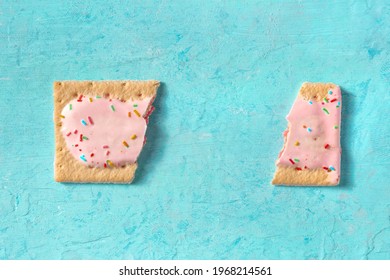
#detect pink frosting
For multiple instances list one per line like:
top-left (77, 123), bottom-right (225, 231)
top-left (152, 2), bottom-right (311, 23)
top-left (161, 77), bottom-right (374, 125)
top-left (276, 86), bottom-right (342, 184)
top-left (60, 95), bottom-right (153, 168)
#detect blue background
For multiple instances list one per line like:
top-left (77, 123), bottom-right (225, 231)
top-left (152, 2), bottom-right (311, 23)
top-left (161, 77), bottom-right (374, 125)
top-left (0, 0), bottom-right (389, 260)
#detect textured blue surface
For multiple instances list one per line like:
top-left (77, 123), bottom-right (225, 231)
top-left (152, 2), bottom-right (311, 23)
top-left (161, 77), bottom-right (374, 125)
top-left (0, 0), bottom-right (389, 260)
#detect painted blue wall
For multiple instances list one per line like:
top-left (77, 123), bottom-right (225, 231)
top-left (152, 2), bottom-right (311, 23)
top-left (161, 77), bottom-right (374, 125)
top-left (0, 0), bottom-right (389, 259)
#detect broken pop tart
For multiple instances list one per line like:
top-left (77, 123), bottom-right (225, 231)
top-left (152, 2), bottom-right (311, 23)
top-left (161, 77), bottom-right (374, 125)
top-left (272, 82), bottom-right (342, 186)
top-left (54, 80), bottom-right (159, 183)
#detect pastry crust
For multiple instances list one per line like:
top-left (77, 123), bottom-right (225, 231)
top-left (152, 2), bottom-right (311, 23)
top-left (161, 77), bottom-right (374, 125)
top-left (272, 166), bottom-right (335, 186)
top-left (54, 80), bottom-right (159, 183)
top-left (298, 82), bottom-right (337, 101)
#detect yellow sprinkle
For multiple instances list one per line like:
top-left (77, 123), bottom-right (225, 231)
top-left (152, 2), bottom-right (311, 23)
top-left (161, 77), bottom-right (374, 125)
top-left (295, 141), bottom-right (300, 146)
top-left (128, 112), bottom-right (131, 117)
top-left (89, 97), bottom-right (93, 102)
top-left (131, 134), bottom-right (137, 140)
top-left (133, 109), bottom-right (141, 117)
top-left (122, 140), bottom-right (129, 148)
top-left (106, 160), bottom-right (115, 167)
top-left (60, 115), bottom-right (65, 118)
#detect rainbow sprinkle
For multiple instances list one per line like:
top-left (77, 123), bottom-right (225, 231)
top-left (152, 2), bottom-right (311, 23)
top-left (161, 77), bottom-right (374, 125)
top-left (133, 109), bottom-right (141, 117)
top-left (336, 101), bottom-right (340, 108)
top-left (307, 127), bottom-right (312, 133)
top-left (308, 100), bottom-right (313, 105)
top-left (122, 140), bottom-right (129, 148)
top-left (329, 166), bottom-right (336, 171)
top-left (106, 151), bottom-right (110, 156)
top-left (74, 129), bottom-right (78, 134)
top-left (131, 134), bottom-right (137, 140)
top-left (82, 136), bottom-right (89, 140)
top-left (289, 158), bottom-right (295, 165)
top-left (81, 119), bottom-right (87, 126)
top-left (324, 144), bottom-right (330, 149)
top-left (111, 105), bottom-right (116, 112)
top-left (80, 154), bottom-right (87, 162)
top-left (106, 160), bottom-right (114, 167)
top-left (294, 158), bottom-right (299, 162)
top-left (69, 104), bottom-right (72, 110)
top-left (60, 115), bottom-right (65, 119)
top-left (66, 132), bottom-right (71, 136)
top-left (89, 97), bottom-right (93, 102)
top-left (96, 95), bottom-right (101, 99)
top-left (334, 125), bottom-right (339, 129)
top-left (322, 108), bottom-right (329, 115)
top-left (328, 90), bottom-right (333, 95)
top-left (330, 98), bottom-right (337, 103)
top-left (103, 145), bottom-right (109, 149)
top-left (295, 141), bottom-right (300, 146)
top-left (133, 104), bottom-right (138, 107)
top-left (128, 112), bottom-right (131, 117)
top-left (323, 97), bottom-right (329, 103)
top-left (88, 116), bottom-right (94, 125)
